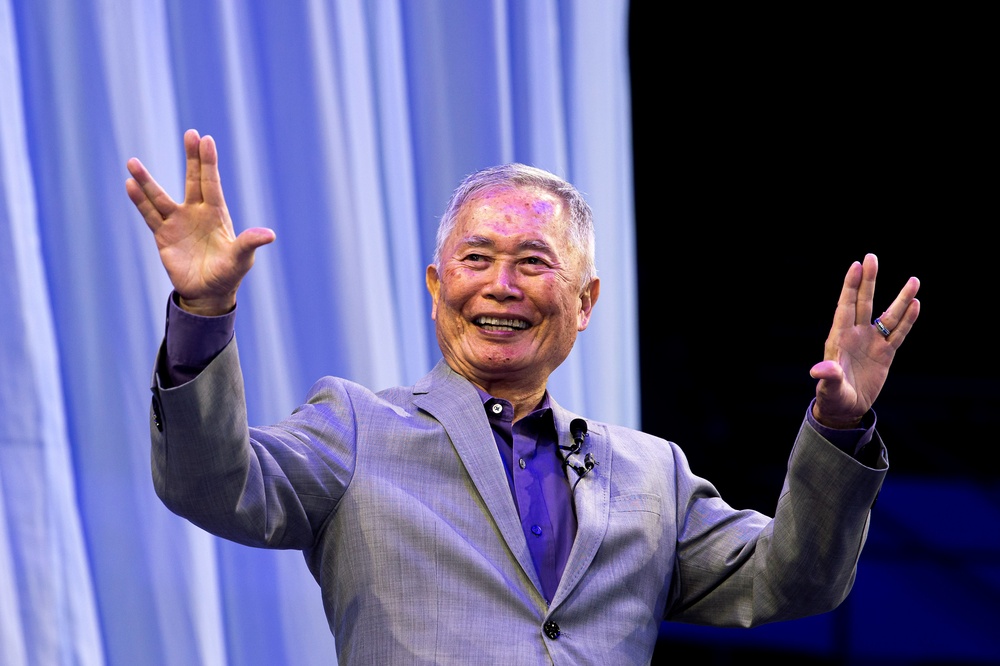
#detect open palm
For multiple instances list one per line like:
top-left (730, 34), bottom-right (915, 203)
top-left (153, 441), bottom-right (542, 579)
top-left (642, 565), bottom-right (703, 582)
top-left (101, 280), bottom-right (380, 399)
top-left (125, 129), bottom-right (274, 315)
top-left (810, 254), bottom-right (921, 428)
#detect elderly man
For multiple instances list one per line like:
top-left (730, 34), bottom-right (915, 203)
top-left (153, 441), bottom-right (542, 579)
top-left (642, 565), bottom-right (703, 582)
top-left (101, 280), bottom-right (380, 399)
top-left (125, 129), bottom-right (920, 664)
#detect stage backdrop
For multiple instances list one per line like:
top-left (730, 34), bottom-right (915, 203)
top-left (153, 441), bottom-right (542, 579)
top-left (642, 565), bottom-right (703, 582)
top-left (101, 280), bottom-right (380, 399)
top-left (0, 1), bottom-right (637, 664)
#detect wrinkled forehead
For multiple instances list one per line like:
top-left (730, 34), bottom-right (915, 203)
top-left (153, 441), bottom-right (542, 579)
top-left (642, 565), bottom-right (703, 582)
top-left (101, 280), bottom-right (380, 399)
top-left (449, 185), bottom-right (587, 270)
top-left (459, 185), bottom-right (567, 228)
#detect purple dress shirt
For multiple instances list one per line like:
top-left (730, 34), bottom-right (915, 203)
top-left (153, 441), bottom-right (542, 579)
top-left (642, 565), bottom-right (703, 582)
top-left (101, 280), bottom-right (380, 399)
top-left (478, 390), bottom-right (576, 603)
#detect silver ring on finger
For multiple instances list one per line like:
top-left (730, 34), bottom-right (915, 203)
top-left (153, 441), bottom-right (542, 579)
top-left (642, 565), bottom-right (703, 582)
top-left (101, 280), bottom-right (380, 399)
top-left (874, 317), bottom-right (891, 338)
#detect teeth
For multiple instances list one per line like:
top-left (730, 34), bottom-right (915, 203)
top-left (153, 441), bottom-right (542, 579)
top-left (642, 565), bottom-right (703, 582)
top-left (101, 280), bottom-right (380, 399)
top-left (476, 316), bottom-right (528, 330)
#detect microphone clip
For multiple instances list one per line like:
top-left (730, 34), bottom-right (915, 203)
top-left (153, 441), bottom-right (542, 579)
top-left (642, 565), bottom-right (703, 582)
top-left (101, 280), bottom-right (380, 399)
top-left (561, 419), bottom-right (597, 478)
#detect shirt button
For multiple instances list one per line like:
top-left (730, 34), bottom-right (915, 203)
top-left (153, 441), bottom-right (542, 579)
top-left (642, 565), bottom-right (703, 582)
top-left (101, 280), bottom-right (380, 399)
top-left (519, 458), bottom-right (526, 469)
top-left (491, 403), bottom-right (502, 414)
top-left (531, 525), bottom-right (542, 536)
top-left (543, 620), bottom-right (561, 639)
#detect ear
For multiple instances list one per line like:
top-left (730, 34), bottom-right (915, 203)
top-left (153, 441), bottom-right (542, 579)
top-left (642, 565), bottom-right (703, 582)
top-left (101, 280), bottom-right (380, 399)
top-left (425, 264), bottom-right (441, 321)
top-left (577, 277), bottom-right (600, 331)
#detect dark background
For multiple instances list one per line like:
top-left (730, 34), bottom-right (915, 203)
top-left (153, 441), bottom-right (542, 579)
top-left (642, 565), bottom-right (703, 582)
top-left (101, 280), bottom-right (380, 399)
top-left (630, 5), bottom-right (996, 664)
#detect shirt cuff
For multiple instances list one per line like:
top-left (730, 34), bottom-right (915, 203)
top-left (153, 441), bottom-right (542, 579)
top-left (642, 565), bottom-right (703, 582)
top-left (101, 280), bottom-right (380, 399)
top-left (805, 398), bottom-right (877, 459)
top-left (162, 291), bottom-right (236, 386)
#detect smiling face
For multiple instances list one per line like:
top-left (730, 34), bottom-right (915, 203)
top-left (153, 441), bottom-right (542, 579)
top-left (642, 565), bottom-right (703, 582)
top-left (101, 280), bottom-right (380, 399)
top-left (425, 185), bottom-right (600, 395)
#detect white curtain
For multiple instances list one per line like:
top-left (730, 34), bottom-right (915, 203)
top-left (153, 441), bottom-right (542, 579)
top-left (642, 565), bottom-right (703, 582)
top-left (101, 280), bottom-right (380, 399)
top-left (0, 1), bottom-right (637, 664)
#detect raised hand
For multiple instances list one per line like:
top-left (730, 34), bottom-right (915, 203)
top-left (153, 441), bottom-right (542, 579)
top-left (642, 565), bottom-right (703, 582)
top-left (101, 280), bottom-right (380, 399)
top-left (125, 129), bottom-right (275, 315)
top-left (809, 253), bottom-right (921, 428)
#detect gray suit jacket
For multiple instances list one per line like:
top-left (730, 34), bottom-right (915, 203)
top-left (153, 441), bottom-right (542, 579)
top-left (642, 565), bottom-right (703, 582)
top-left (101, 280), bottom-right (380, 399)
top-left (150, 338), bottom-right (887, 665)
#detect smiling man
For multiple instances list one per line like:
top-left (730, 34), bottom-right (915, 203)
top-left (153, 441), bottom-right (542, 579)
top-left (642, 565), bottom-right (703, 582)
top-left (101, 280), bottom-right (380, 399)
top-left (126, 130), bottom-right (920, 665)
top-left (426, 165), bottom-right (600, 419)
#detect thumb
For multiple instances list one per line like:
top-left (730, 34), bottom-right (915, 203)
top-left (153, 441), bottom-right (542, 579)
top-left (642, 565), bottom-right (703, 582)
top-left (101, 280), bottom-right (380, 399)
top-left (809, 360), bottom-right (843, 382)
top-left (236, 227), bottom-right (277, 253)
top-left (230, 227), bottom-right (276, 279)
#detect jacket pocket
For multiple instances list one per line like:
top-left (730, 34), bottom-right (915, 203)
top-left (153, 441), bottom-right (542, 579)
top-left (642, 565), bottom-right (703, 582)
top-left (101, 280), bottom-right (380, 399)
top-left (610, 492), bottom-right (661, 515)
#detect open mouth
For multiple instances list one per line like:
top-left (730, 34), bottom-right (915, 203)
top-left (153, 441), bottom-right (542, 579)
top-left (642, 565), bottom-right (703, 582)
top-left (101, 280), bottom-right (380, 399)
top-left (475, 316), bottom-right (529, 332)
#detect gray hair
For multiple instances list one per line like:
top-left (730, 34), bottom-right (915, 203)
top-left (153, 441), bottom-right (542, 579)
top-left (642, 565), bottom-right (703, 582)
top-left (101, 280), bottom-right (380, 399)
top-left (433, 163), bottom-right (597, 285)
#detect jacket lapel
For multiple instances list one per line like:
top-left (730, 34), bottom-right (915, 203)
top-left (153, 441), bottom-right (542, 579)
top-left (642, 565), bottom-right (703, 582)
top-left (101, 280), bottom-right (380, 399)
top-left (549, 402), bottom-right (612, 608)
top-left (412, 361), bottom-right (544, 597)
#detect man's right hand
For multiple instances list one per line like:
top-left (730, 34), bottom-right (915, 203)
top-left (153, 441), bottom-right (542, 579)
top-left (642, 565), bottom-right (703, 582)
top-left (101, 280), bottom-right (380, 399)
top-left (125, 129), bottom-right (275, 316)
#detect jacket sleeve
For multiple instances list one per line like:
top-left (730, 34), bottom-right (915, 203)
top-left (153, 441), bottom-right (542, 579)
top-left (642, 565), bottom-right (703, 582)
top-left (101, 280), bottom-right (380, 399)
top-left (665, 416), bottom-right (887, 626)
top-left (148, 336), bottom-right (355, 550)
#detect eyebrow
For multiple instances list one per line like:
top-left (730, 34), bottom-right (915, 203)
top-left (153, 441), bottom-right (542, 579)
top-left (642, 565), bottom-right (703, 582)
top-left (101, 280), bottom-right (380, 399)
top-left (460, 235), bottom-right (555, 254)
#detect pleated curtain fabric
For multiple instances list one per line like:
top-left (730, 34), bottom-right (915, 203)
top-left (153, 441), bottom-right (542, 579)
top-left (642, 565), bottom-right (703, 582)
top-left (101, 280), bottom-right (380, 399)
top-left (0, 1), bottom-right (636, 663)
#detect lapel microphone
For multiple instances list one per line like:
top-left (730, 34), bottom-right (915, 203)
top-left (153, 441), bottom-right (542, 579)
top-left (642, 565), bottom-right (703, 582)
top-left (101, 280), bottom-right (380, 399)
top-left (561, 419), bottom-right (597, 478)
top-left (570, 419), bottom-right (587, 451)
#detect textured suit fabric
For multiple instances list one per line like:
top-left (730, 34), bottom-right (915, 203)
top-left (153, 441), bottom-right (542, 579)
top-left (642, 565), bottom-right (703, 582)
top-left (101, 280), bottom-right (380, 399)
top-left (149, 337), bottom-right (887, 665)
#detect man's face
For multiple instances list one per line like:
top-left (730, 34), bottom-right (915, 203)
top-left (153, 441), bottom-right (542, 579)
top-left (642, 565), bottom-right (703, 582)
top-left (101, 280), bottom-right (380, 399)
top-left (425, 185), bottom-right (599, 390)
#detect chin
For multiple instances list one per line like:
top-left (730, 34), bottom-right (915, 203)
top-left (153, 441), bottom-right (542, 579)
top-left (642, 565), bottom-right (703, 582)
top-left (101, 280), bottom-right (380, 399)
top-left (470, 355), bottom-right (534, 376)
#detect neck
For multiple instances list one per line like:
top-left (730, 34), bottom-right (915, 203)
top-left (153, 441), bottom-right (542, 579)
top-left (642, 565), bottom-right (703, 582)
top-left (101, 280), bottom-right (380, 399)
top-left (471, 378), bottom-right (547, 422)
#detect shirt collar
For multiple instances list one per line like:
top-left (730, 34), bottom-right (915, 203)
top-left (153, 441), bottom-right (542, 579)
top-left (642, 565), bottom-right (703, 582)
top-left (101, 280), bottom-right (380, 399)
top-left (475, 387), bottom-right (551, 415)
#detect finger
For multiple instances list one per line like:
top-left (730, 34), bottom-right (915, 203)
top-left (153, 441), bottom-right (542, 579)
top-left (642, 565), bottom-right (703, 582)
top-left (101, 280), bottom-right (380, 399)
top-left (875, 277), bottom-right (921, 344)
top-left (855, 253), bottom-right (878, 325)
top-left (228, 228), bottom-right (277, 282)
top-left (889, 296), bottom-right (921, 344)
top-left (125, 157), bottom-right (175, 224)
top-left (809, 359), bottom-right (843, 382)
top-left (198, 134), bottom-right (227, 208)
top-left (877, 276), bottom-right (921, 329)
top-left (183, 129), bottom-right (204, 204)
top-left (124, 176), bottom-right (156, 221)
top-left (234, 227), bottom-right (277, 258)
top-left (831, 259), bottom-right (863, 333)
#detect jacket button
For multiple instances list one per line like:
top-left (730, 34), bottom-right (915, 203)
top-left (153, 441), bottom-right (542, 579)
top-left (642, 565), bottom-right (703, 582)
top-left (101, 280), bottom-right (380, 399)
top-left (543, 620), bottom-right (560, 639)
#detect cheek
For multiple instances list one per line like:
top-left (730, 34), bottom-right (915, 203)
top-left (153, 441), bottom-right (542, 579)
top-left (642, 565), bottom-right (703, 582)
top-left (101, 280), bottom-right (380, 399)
top-left (439, 272), bottom-right (481, 307)
top-left (536, 285), bottom-right (579, 318)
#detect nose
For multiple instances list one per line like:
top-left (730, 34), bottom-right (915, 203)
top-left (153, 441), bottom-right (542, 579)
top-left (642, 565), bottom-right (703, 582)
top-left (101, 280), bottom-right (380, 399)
top-left (484, 262), bottom-right (521, 301)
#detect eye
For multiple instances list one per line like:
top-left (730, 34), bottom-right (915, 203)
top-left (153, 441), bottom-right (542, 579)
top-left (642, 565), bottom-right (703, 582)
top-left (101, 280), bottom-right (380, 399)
top-left (463, 253), bottom-right (488, 262)
top-left (520, 256), bottom-right (551, 269)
